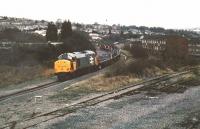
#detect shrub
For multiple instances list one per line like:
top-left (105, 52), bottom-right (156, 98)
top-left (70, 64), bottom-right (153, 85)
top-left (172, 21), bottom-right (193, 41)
top-left (0, 28), bottom-right (45, 43)
top-left (106, 57), bottom-right (165, 77)
top-left (57, 31), bottom-right (95, 53)
top-left (124, 44), bottom-right (148, 58)
top-left (163, 35), bottom-right (188, 62)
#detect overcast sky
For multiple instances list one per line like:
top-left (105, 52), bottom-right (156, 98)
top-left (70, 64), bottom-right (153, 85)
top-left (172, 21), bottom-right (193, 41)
top-left (0, 0), bottom-right (199, 29)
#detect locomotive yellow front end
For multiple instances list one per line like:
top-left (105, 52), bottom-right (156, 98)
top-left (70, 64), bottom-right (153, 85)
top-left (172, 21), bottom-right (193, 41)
top-left (54, 59), bottom-right (75, 81)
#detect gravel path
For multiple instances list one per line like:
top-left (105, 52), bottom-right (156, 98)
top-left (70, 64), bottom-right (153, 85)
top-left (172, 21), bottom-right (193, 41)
top-left (0, 70), bottom-right (106, 127)
top-left (43, 85), bottom-right (200, 129)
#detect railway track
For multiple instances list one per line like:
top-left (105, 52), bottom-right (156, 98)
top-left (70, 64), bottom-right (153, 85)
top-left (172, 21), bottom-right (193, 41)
top-left (0, 52), bottom-right (120, 103)
top-left (1, 66), bottom-right (199, 129)
top-left (0, 81), bottom-right (59, 102)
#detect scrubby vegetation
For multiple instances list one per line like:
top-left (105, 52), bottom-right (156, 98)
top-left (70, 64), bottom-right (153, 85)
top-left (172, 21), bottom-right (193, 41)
top-left (0, 65), bottom-right (54, 88)
top-left (50, 73), bottom-right (140, 101)
top-left (0, 28), bottom-right (45, 43)
top-left (105, 57), bottom-right (166, 78)
top-left (123, 44), bottom-right (148, 59)
top-left (58, 31), bottom-right (95, 52)
top-left (163, 35), bottom-right (188, 62)
top-left (107, 35), bottom-right (199, 78)
top-left (0, 23), bottom-right (94, 87)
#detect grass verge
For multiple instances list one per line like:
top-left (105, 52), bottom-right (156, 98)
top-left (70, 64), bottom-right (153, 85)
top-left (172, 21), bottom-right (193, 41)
top-left (50, 74), bottom-right (141, 101)
top-left (0, 65), bottom-right (54, 88)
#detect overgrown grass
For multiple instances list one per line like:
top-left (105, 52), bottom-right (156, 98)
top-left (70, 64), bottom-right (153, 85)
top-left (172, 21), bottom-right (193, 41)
top-left (179, 69), bottom-right (200, 86)
top-left (123, 43), bottom-right (200, 71)
top-left (108, 45), bottom-right (200, 78)
top-left (50, 74), bottom-right (141, 101)
top-left (0, 65), bottom-right (54, 88)
top-left (49, 55), bottom-right (199, 102)
top-left (105, 57), bottom-right (168, 78)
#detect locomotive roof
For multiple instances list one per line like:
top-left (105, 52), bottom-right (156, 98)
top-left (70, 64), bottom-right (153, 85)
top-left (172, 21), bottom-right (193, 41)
top-left (58, 50), bottom-right (95, 60)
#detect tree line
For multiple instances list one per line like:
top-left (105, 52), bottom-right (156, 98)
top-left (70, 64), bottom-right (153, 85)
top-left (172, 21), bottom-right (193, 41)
top-left (0, 20), bottom-right (94, 66)
top-left (45, 20), bottom-right (95, 54)
top-left (0, 28), bottom-right (45, 42)
top-left (46, 20), bottom-right (72, 42)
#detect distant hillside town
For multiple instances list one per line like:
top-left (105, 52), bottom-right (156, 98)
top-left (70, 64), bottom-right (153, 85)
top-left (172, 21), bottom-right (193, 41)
top-left (0, 16), bottom-right (200, 56)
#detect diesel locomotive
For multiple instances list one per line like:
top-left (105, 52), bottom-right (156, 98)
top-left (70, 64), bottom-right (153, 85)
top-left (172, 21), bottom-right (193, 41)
top-left (54, 50), bottom-right (100, 81)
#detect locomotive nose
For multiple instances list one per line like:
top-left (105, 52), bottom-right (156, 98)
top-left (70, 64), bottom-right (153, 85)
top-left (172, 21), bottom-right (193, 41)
top-left (54, 60), bottom-right (72, 74)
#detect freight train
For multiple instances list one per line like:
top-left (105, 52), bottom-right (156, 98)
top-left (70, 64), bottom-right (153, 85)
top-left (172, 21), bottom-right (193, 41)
top-left (54, 50), bottom-right (100, 81)
top-left (54, 48), bottom-right (120, 81)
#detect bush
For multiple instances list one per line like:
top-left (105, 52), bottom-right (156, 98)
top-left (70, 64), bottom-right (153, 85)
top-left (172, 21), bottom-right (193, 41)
top-left (0, 65), bottom-right (51, 87)
top-left (124, 44), bottom-right (148, 58)
top-left (105, 57), bottom-right (165, 77)
top-left (0, 28), bottom-right (45, 43)
top-left (57, 31), bottom-right (95, 53)
top-left (105, 60), bottom-right (128, 77)
top-left (163, 35), bottom-right (188, 61)
top-left (0, 30), bottom-right (94, 67)
top-left (128, 59), bottom-right (165, 74)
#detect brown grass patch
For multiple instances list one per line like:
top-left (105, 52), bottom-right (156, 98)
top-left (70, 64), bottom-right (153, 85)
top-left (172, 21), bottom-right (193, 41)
top-left (50, 74), bottom-right (141, 101)
top-left (43, 68), bottom-right (54, 77)
top-left (65, 74), bottom-right (141, 92)
top-left (0, 65), bottom-right (53, 88)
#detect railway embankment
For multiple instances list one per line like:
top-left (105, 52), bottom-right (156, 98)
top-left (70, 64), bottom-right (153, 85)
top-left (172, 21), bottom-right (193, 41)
top-left (0, 56), bottom-right (199, 128)
top-left (0, 65), bottom-right (55, 90)
top-left (50, 51), bottom-right (200, 104)
top-left (2, 63), bottom-right (199, 129)
top-left (0, 47), bottom-right (200, 129)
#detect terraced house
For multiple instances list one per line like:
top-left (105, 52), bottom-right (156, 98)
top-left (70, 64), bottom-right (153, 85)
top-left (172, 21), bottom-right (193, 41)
top-left (188, 39), bottom-right (200, 56)
top-left (130, 35), bottom-right (200, 57)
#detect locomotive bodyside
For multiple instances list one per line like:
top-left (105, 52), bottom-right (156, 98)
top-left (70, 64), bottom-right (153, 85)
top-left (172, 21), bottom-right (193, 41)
top-left (54, 50), bottom-right (99, 81)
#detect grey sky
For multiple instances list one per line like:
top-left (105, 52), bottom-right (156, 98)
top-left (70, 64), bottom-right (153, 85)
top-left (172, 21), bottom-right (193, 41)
top-left (0, 0), bottom-right (199, 29)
